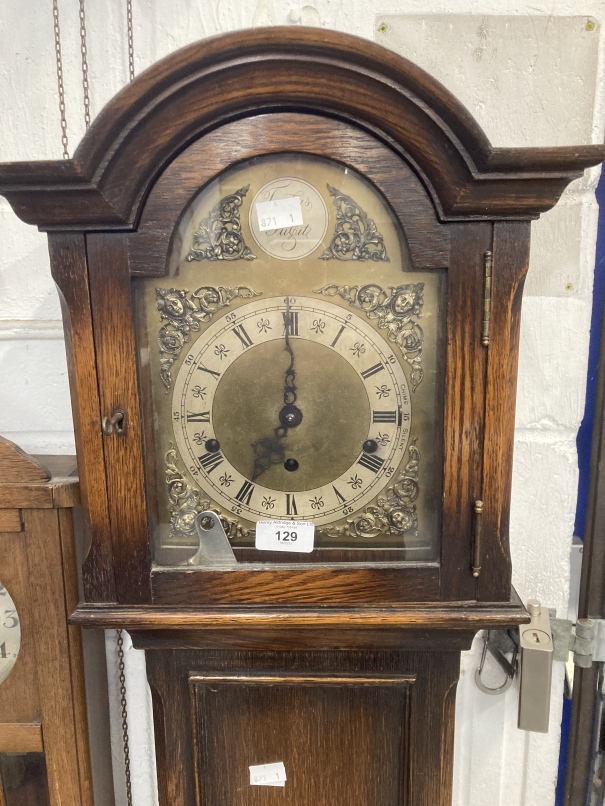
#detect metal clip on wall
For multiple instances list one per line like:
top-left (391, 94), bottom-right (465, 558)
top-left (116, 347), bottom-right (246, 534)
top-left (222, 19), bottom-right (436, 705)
top-left (474, 629), bottom-right (518, 695)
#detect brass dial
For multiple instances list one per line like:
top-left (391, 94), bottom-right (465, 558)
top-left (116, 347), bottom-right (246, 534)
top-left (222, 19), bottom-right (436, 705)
top-left (173, 296), bottom-right (410, 526)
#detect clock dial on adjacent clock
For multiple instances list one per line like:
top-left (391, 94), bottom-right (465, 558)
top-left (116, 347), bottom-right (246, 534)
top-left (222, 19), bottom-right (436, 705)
top-left (137, 153), bottom-right (445, 563)
top-left (0, 581), bottom-right (20, 686)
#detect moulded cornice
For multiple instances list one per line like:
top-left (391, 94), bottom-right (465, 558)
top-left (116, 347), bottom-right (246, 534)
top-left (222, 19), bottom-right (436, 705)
top-left (0, 26), bottom-right (604, 229)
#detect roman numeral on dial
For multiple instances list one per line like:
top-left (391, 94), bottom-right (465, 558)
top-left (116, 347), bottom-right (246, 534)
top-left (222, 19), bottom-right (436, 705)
top-left (235, 480), bottom-right (255, 505)
top-left (372, 410), bottom-right (398, 424)
top-left (286, 494), bottom-right (298, 516)
top-left (332, 485), bottom-right (346, 505)
top-left (198, 451), bottom-right (224, 473)
top-left (232, 324), bottom-right (254, 349)
top-left (357, 453), bottom-right (385, 474)
top-left (361, 363), bottom-right (385, 380)
top-left (331, 325), bottom-right (345, 347)
top-left (197, 365), bottom-right (221, 380)
top-left (187, 411), bottom-right (210, 423)
top-left (282, 311), bottom-right (299, 336)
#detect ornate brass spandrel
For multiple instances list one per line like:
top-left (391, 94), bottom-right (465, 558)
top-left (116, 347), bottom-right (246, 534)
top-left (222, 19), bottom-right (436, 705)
top-left (165, 444), bottom-right (208, 539)
top-left (186, 185), bottom-right (256, 262)
top-left (165, 439), bottom-right (421, 548)
top-left (315, 282), bottom-right (424, 390)
top-left (156, 285), bottom-right (262, 389)
top-left (318, 439), bottom-right (420, 540)
top-left (320, 184), bottom-right (389, 262)
top-left (165, 445), bottom-right (251, 543)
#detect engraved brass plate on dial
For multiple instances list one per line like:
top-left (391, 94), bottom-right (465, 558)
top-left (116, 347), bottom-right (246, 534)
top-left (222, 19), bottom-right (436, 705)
top-left (249, 178), bottom-right (329, 260)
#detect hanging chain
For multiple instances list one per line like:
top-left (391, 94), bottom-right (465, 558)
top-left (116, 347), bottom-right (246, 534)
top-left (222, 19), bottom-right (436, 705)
top-left (118, 6), bottom-right (135, 797)
top-left (119, 11), bottom-right (135, 799)
top-left (119, 8), bottom-right (135, 790)
top-left (117, 630), bottom-right (134, 806)
top-left (52, 0), bottom-right (70, 159)
top-left (126, 0), bottom-right (135, 81)
top-left (78, 0), bottom-right (91, 129)
top-left (54, 4), bottom-right (133, 800)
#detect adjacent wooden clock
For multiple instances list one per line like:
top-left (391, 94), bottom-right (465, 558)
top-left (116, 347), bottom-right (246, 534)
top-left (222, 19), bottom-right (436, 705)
top-left (0, 438), bottom-right (94, 806)
top-left (1, 28), bottom-right (603, 805)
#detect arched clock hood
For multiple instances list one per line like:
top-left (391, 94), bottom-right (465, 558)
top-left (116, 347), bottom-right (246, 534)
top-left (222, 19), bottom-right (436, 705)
top-left (0, 26), bottom-right (603, 230)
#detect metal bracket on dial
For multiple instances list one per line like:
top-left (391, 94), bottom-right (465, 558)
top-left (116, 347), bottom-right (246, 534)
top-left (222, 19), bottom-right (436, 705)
top-left (189, 511), bottom-right (238, 567)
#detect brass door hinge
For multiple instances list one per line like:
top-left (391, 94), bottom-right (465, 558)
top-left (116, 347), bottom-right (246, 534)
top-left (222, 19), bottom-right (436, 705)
top-left (482, 250), bottom-right (492, 346)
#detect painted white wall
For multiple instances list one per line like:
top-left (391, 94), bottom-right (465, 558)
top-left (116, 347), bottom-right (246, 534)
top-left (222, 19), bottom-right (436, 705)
top-left (1, 2), bottom-right (603, 804)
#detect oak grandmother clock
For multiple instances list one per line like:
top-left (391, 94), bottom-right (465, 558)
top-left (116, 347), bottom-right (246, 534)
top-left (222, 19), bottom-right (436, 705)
top-left (1, 28), bottom-right (604, 806)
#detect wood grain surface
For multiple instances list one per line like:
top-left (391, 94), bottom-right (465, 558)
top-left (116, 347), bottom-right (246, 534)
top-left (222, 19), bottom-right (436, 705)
top-left (0, 437), bottom-right (49, 483)
top-left (441, 223), bottom-right (491, 600)
top-left (71, 600), bottom-right (528, 630)
top-left (48, 233), bottom-right (116, 602)
top-left (190, 672), bottom-right (413, 806)
top-left (86, 233), bottom-right (151, 604)
top-left (151, 566), bottom-right (440, 606)
top-left (147, 647), bottom-right (461, 806)
top-left (478, 222), bottom-right (531, 600)
top-left (0, 512), bottom-right (20, 532)
top-left (22, 508), bottom-right (90, 806)
top-left (0, 724), bottom-right (43, 753)
top-left (57, 509), bottom-right (95, 806)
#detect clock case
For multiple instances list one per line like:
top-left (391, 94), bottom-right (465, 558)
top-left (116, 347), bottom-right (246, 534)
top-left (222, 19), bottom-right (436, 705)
top-left (1, 28), bottom-right (604, 805)
top-left (2, 20), bottom-right (602, 640)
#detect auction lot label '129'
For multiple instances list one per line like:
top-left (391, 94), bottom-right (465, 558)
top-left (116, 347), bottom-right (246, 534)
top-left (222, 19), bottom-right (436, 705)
top-left (255, 520), bottom-right (315, 553)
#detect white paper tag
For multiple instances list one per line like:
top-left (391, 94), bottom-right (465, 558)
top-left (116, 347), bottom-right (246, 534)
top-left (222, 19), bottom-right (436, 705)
top-left (249, 762), bottom-right (287, 787)
top-left (256, 197), bottom-right (303, 231)
top-left (255, 520), bottom-right (315, 553)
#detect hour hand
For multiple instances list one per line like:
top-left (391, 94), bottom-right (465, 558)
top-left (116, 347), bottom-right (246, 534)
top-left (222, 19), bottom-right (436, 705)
top-left (251, 429), bottom-right (287, 481)
top-left (251, 401), bottom-right (303, 481)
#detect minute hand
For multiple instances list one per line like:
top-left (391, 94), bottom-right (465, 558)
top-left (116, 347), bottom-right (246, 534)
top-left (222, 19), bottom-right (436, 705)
top-left (250, 304), bottom-right (302, 481)
top-left (282, 303), bottom-right (297, 409)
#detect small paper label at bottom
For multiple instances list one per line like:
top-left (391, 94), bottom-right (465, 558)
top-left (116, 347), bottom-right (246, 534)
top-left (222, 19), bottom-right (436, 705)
top-left (249, 762), bottom-right (287, 787)
top-left (255, 520), bottom-right (315, 553)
